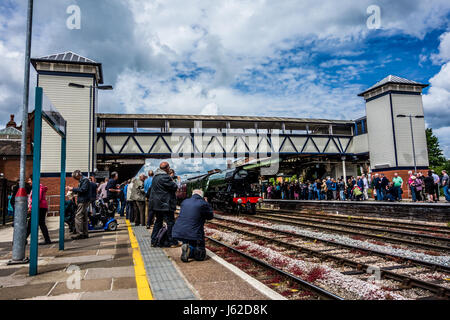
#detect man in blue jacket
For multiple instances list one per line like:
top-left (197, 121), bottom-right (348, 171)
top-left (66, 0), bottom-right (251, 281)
top-left (373, 174), bottom-right (382, 201)
top-left (380, 174), bottom-right (389, 201)
top-left (88, 176), bottom-right (98, 216)
top-left (172, 189), bottom-right (214, 262)
top-left (330, 178), bottom-right (337, 200)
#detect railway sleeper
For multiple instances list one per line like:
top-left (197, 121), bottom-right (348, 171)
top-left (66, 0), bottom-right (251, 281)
top-left (262, 212), bottom-right (450, 242)
top-left (255, 215), bottom-right (449, 251)
top-left (214, 218), bottom-right (450, 272)
top-left (209, 221), bottom-right (450, 298)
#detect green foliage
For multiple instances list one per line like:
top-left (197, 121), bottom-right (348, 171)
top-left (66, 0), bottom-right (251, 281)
top-left (426, 128), bottom-right (447, 168)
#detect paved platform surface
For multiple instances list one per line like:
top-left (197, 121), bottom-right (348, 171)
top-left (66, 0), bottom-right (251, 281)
top-left (0, 217), bottom-right (138, 300)
top-left (0, 215), bottom-right (277, 300)
top-left (133, 226), bottom-right (197, 300)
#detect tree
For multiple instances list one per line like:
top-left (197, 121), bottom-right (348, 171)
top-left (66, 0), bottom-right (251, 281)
top-left (426, 128), bottom-right (447, 168)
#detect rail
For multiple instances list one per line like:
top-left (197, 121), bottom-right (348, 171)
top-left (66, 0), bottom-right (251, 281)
top-left (209, 217), bottom-right (450, 298)
top-left (262, 199), bottom-right (450, 223)
top-left (206, 236), bottom-right (344, 300)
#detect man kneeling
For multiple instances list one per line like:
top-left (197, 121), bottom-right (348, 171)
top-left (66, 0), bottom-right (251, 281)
top-left (172, 189), bottom-right (214, 262)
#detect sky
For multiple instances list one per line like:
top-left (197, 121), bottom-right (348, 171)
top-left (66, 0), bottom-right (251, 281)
top-left (1, 0), bottom-right (450, 169)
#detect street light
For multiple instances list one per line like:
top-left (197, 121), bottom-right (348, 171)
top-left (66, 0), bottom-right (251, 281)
top-left (9, 0), bottom-right (34, 266)
top-left (396, 114), bottom-right (425, 173)
top-left (68, 83), bottom-right (113, 177)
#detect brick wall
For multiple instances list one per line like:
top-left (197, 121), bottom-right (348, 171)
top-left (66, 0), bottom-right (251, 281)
top-left (0, 158), bottom-right (33, 182)
top-left (40, 176), bottom-right (79, 215)
top-left (0, 113), bottom-right (34, 182)
top-left (374, 169), bottom-right (429, 199)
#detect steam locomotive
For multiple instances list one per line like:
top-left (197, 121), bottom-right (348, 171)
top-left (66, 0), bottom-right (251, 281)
top-left (176, 168), bottom-right (262, 214)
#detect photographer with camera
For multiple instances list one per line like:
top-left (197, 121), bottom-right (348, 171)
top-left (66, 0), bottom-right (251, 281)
top-left (173, 189), bottom-right (214, 262)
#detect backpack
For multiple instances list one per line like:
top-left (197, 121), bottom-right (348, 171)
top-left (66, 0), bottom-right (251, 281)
top-left (155, 225), bottom-right (169, 247)
top-left (353, 186), bottom-right (362, 196)
top-left (193, 247), bottom-right (206, 261)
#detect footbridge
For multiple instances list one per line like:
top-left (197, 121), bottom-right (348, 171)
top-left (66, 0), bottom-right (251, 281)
top-left (96, 114), bottom-right (368, 160)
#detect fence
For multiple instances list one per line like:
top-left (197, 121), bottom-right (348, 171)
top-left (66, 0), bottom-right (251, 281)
top-left (0, 181), bottom-right (66, 226)
top-left (47, 195), bottom-right (63, 216)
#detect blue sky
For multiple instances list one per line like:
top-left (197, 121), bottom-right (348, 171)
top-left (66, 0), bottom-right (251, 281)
top-left (1, 0), bottom-right (450, 165)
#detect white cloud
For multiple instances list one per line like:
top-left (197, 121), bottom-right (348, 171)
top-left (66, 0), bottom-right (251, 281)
top-left (200, 103), bottom-right (219, 115)
top-left (0, 2), bottom-right (27, 126)
top-left (143, 157), bottom-right (228, 179)
top-left (423, 63), bottom-right (450, 118)
top-left (1, 0), bottom-right (450, 158)
top-left (431, 32), bottom-right (450, 64)
top-left (319, 59), bottom-right (369, 68)
top-left (423, 32), bottom-right (450, 158)
top-left (433, 126), bottom-right (450, 159)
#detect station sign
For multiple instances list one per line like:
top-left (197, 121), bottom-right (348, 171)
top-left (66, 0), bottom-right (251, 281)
top-left (29, 87), bottom-right (67, 276)
top-left (41, 93), bottom-right (66, 137)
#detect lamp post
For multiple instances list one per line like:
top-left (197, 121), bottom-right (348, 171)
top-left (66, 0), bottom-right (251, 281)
top-left (396, 114), bottom-right (425, 173)
top-left (68, 83), bottom-right (113, 177)
top-left (341, 156), bottom-right (347, 186)
top-left (9, 0), bottom-right (34, 265)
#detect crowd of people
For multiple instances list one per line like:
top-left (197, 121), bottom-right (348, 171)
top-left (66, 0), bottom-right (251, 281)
top-left (67, 161), bottom-right (214, 263)
top-left (262, 170), bottom-right (450, 203)
top-left (4, 165), bottom-right (448, 263)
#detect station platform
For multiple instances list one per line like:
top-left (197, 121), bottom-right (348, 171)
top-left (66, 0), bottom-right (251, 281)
top-left (0, 216), bottom-right (280, 300)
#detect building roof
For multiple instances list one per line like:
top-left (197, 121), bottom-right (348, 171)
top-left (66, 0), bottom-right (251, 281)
top-left (0, 126), bottom-right (22, 137)
top-left (31, 51), bottom-right (104, 84)
top-left (358, 75), bottom-right (428, 96)
top-left (0, 140), bottom-right (21, 156)
top-left (34, 51), bottom-right (98, 63)
top-left (97, 113), bottom-right (355, 125)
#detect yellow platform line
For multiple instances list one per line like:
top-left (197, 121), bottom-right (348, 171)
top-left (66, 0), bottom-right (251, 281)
top-left (126, 219), bottom-right (153, 300)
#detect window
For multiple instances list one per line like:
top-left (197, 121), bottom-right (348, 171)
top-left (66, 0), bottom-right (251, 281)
top-left (354, 118), bottom-right (367, 136)
top-left (332, 125), bottom-right (352, 136)
top-left (309, 125), bottom-right (329, 135)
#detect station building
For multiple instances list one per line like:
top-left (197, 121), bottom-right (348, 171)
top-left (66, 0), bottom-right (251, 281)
top-left (24, 51), bottom-right (430, 208)
top-left (0, 115), bottom-right (34, 182)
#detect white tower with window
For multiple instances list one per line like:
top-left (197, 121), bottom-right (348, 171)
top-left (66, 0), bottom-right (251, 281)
top-left (358, 75), bottom-right (429, 172)
top-left (31, 52), bottom-right (103, 176)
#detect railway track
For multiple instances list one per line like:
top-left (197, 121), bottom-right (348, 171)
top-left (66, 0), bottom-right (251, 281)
top-left (206, 237), bottom-right (343, 300)
top-left (207, 216), bottom-right (450, 300)
top-left (260, 208), bottom-right (450, 235)
top-left (252, 210), bottom-right (450, 252)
